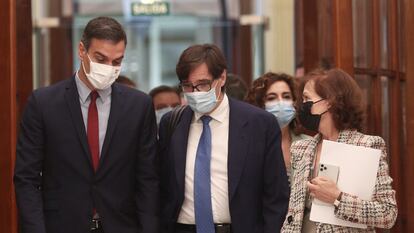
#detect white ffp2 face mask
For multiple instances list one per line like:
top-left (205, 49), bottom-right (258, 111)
top-left (82, 53), bottom-right (121, 90)
top-left (184, 81), bottom-right (221, 114)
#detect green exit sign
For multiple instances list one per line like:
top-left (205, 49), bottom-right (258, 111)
top-left (131, 2), bottom-right (170, 16)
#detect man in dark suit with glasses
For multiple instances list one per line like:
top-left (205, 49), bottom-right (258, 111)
top-left (158, 44), bottom-right (289, 233)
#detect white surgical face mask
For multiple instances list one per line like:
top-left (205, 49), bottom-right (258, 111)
top-left (82, 53), bottom-right (121, 90)
top-left (265, 100), bottom-right (296, 128)
top-left (184, 81), bottom-right (221, 114)
top-left (155, 107), bottom-right (173, 125)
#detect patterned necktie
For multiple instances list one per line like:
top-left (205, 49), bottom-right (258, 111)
top-left (87, 91), bottom-right (99, 172)
top-left (194, 115), bottom-right (214, 233)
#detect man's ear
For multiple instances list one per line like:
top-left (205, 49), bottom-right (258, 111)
top-left (78, 42), bottom-right (86, 61)
top-left (219, 70), bottom-right (227, 88)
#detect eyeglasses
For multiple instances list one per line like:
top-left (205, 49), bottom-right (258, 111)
top-left (180, 80), bottom-right (214, 93)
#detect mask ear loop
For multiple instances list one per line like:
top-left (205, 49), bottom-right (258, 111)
top-left (81, 56), bottom-right (91, 76)
top-left (312, 98), bottom-right (329, 115)
top-left (214, 79), bottom-right (222, 101)
top-left (319, 110), bottom-right (329, 116)
top-left (80, 42), bottom-right (92, 76)
top-left (313, 99), bottom-right (324, 104)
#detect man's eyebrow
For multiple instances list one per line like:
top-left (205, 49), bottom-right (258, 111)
top-left (196, 79), bottom-right (212, 83)
top-left (93, 52), bottom-right (108, 59)
top-left (93, 52), bottom-right (124, 61)
top-left (182, 79), bottom-right (211, 85)
top-left (114, 55), bottom-right (124, 61)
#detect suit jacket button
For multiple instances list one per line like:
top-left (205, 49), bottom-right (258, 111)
top-left (287, 215), bottom-right (293, 224)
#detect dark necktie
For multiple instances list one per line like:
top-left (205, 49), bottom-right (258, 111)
top-left (194, 115), bottom-right (214, 233)
top-left (87, 91), bottom-right (99, 172)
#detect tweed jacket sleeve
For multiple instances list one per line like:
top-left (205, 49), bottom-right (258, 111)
top-left (281, 138), bottom-right (315, 232)
top-left (281, 130), bottom-right (397, 233)
top-left (333, 135), bottom-right (397, 229)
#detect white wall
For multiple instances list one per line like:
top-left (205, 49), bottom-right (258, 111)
top-left (263, 0), bottom-right (295, 75)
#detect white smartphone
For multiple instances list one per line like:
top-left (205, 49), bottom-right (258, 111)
top-left (313, 163), bottom-right (340, 206)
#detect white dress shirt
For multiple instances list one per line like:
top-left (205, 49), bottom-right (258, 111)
top-left (178, 94), bottom-right (231, 224)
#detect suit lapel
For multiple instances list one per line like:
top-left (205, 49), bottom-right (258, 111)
top-left (173, 107), bottom-right (193, 195)
top-left (64, 76), bottom-right (93, 170)
top-left (227, 99), bottom-right (249, 202)
top-left (97, 84), bottom-right (124, 173)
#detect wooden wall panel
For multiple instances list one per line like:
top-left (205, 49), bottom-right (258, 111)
top-left (0, 0), bottom-right (33, 232)
top-left (295, 0), bottom-right (304, 70)
top-left (16, 0), bottom-right (33, 119)
top-left (238, 0), bottom-right (253, 85)
top-left (370, 0), bottom-right (383, 137)
top-left (388, 0), bottom-right (403, 232)
top-left (302, 0), bottom-right (319, 72)
top-left (332, 0), bottom-right (354, 76)
top-left (0, 0), bottom-right (18, 232)
top-left (403, 0), bottom-right (414, 231)
top-left (318, 0), bottom-right (334, 67)
top-left (49, 0), bottom-right (74, 84)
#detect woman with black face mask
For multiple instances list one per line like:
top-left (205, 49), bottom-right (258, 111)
top-left (281, 69), bottom-right (397, 232)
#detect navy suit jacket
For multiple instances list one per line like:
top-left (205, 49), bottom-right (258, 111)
top-left (158, 98), bottom-right (289, 233)
top-left (14, 77), bottom-right (160, 233)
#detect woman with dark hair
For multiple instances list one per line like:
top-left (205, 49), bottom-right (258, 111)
top-left (281, 69), bottom-right (397, 232)
top-left (246, 72), bottom-right (309, 182)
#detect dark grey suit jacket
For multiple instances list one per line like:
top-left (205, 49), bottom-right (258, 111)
top-left (158, 98), bottom-right (289, 233)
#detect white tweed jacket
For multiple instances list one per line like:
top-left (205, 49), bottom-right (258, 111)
top-left (281, 130), bottom-right (397, 233)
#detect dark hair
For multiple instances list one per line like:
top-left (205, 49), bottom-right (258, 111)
top-left (115, 75), bottom-right (136, 88)
top-left (81, 17), bottom-right (127, 51)
top-left (302, 68), bottom-right (365, 131)
top-left (225, 74), bottom-right (248, 101)
top-left (176, 44), bottom-right (227, 83)
top-left (149, 85), bottom-right (180, 99)
top-left (245, 72), bottom-right (297, 108)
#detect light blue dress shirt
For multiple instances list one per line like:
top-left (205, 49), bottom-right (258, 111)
top-left (75, 72), bottom-right (111, 156)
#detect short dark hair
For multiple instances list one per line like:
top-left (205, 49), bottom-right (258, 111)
top-left (115, 75), bottom-right (136, 88)
top-left (176, 44), bottom-right (227, 82)
top-left (149, 85), bottom-right (180, 99)
top-left (81, 17), bottom-right (127, 50)
top-left (302, 68), bottom-right (365, 131)
top-left (225, 74), bottom-right (248, 101)
top-left (246, 72), bottom-right (297, 108)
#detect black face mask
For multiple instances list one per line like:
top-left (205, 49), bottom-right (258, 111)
top-left (298, 99), bottom-right (327, 132)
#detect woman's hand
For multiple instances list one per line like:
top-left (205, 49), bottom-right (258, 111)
top-left (307, 176), bottom-right (341, 204)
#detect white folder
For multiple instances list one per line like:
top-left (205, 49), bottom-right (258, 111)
top-left (310, 140), bottom-right (381, 228)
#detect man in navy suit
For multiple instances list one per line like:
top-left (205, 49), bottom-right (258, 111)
top-left (14, 17), bottom-right (159, 233)
top-left (158, 44), bottom-right (289, 233)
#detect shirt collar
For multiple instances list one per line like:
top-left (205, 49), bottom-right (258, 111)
top-left (194, 94), bottom-right (229, 123)
top-left (75, 71), bottom-right (112, 103)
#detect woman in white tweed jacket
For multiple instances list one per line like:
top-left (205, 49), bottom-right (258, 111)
top-left (281, 69), bottom-right (397, 232)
